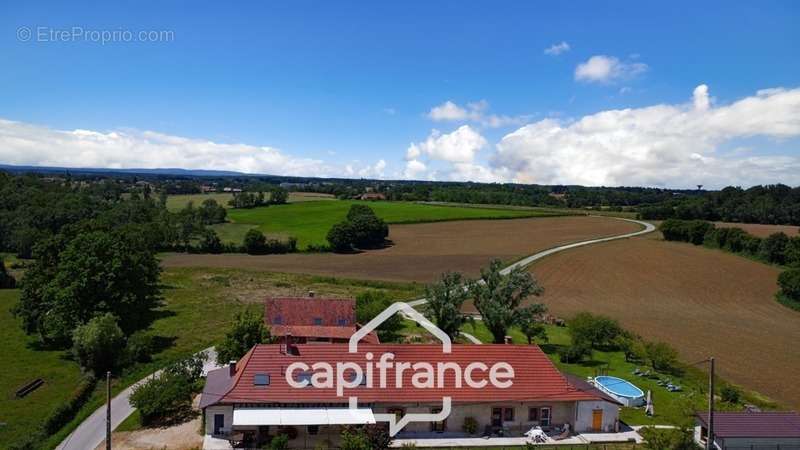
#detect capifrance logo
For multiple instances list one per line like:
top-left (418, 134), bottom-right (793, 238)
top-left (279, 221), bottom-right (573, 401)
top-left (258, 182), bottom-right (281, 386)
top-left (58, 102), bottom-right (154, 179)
top-left (282, 301), bottom-right (515, 436)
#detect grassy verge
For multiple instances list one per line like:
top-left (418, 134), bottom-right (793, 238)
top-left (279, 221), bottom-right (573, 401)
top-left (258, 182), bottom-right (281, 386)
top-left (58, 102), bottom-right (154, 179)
top-left (227, 200), bottom-right (565, 249)
top-left (4, 268), bottom-right (421, 449)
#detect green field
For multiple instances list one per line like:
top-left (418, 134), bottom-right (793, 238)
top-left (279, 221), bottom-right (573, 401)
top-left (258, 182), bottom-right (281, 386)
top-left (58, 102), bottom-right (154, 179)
top-left (225, 200), bottom-right (565, 249)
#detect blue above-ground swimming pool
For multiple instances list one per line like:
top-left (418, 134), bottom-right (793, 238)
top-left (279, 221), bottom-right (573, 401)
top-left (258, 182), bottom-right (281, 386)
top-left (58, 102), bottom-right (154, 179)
top-left (594, 376), bottom-right (646, 407)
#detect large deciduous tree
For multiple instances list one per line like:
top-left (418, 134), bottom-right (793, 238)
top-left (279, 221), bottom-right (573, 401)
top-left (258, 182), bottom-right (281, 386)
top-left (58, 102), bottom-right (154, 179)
top-left (424, 272), bottom-right (469, 341)
top-left (216, 310), bottom-right (272, 364)
top-left (14, 230), bottom-right (161, 346)
top-left (468, 259), bottom-right (544, 344)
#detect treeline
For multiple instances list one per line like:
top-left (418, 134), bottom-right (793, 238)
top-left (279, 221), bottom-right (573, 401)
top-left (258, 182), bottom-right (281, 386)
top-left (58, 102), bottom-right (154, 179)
top-left (639, 184), bottom-right (800, 225)
top-left (228, 187), bottom-right (287, 209)
top-left (660, 219), bottom-right (800, 311)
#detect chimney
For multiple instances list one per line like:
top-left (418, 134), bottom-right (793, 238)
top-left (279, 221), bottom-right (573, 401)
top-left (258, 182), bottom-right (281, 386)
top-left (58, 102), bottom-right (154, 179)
top-left (308, 290), bottom-right (315, 298)
top-left (228, 360), bottom-right (237, 377)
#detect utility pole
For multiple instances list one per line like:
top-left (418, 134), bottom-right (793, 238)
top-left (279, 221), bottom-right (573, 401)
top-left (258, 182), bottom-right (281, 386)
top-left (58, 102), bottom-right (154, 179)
top-left (706, 357), bottom-right (715, 450)
top-left (106, 371), bottom-right (111, 450)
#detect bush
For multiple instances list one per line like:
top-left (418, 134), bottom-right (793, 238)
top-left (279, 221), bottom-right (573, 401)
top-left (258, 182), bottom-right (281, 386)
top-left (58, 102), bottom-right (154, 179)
top-left (778, 269), bottom-right (800, 301)
top-left (558, 342), bottom-right (592, 363)
top-left (721, 385), bottom-right (741, 404)
top-left (268, 434), bottom-right (289, 449)
top-left (327, 205), bottom-right (388, 252)
top-left (244, 229), bottom-right (267, 254)
top-left (786, 236), bottom-right (800, 267)
top-left (645, 341), bottom-right (680, 372)
top-left (0, 260), bottom-right (16, 289)
top-left (660, 219), bottom-right (713, 244)
top-left (130, 354), bottom-right (205, 425)
top-left (200, 229), bottom-right (223, 254)
top-left (277, 426), bottom-right (298, 440)
top-left (463, 416), bottom-right (478, 434)
top-left (243, 229), bottom-right (296, 255)
top-left (327, 221), bottom-right (355, 252)
top-left (568, 312), bottom-right (622, 350)
top-left (356, 290), bottom-right (403, 342)
top-left (41, 375), bottom-right (97, 435)
top-left (125, 330), bottom-right (155, 364)
top-left (638, 426), bottom-right (697, 450)
top-left (760, 232), bottom-right (789, 264)
top-left (72, 313), bottom-right (126, 375)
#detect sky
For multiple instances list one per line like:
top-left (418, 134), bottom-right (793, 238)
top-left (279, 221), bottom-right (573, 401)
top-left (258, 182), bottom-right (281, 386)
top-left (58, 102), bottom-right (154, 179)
top-left (1, 1), bottom-right (799, 188)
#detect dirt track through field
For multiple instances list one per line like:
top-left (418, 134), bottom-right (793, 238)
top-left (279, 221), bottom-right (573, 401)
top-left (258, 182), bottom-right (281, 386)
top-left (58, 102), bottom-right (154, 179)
top-left (501, 235), bottom-right (800, 408)
top-left (162, 216), bottom-right (641, 283)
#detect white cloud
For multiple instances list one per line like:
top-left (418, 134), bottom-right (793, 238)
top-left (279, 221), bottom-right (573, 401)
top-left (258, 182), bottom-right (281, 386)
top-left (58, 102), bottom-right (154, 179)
top-left (426, 100), bottom-right (531, 128)
top-left (358, 159), bottom-right (387, 178)
top-left (574, 55), bottom-right (648, 83)
top-left (406, 125), bottom-right (487, 164)
top-left (490, 85), bottom-right (800, 188)
top-left (0, 118), bottom-right (386, 179)
top-left (544, 41), bottom-right (570, 56)
top-left (403, 159), bottom-right (427, 179)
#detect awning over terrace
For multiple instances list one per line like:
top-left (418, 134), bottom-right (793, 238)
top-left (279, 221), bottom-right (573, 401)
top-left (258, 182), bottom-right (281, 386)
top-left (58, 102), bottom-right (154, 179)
top-left (232, 407), bottom-right (376, 426)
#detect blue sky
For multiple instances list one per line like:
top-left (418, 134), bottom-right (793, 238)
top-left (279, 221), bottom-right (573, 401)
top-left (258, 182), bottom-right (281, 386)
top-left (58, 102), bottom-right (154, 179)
top-left (1, 1), bottom-right (799, 187)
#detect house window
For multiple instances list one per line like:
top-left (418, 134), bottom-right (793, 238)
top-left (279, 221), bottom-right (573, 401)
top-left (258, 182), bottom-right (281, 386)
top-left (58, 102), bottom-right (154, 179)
top-left (503, 408), bottom-right (514, 422)
top-left (313, 317), bottom-right (323, 325)
top-left (254, 373), bottom-right (270, 387)
top-left (430, 408), bottom-right (446, 432)
top-left (273, 315), bottom-right (283, 325)
top-left (540, 407), bottom-right (551, 426)
top-left (528, 407), bottom-right (539, 421)
top-left (307, 425), bottom-right (319, 435)
top-left (387, 407), bottom-right (405, 421)
top-left (337, 318), bottom-right (349, 326)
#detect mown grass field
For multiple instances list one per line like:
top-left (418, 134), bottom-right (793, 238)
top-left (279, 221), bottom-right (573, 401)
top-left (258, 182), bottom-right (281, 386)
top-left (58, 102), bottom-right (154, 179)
top-left (165, 191), bottom-right (335, 212)
top-left (225, 200), bottom-right (565, 249)
top-left (0, 289), bottom-right (87, 447)
top-left (1, 267), bottom-right (421, 449)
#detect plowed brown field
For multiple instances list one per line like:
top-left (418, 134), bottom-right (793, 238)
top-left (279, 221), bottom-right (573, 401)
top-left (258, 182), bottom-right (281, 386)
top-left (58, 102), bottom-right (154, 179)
top-left (510, 235), bottom-right (800, 407)
top-left (162, 216), bottom-right (642, 283)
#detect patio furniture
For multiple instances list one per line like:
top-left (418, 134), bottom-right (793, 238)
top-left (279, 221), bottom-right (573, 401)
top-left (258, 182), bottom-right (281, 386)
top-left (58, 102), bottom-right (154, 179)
top-left (525, 426), bottom-right (548, 443)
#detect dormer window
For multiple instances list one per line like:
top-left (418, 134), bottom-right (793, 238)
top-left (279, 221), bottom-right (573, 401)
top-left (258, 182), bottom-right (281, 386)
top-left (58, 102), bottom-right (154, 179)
top-left (337, 318), bottom-right (348, 326)
top-left (254, 373), bottom-right (270, 387)
top-left (295, 371), bottom-right (313, 386)
top-left (273, 315), bottom-right (283, 325)
top-left (313, 317), bottom-right (323, 325)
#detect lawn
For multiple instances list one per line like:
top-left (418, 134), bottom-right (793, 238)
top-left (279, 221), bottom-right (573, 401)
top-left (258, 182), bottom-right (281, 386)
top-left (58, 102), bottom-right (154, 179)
top-left (18, 268), bottom-right (422, 448)
top-left (0, 290), bottom-right (87, 448)
top-left (460, 320), bottom-right (775, 427)
top-left (226, 200), bottom-right (565, 249)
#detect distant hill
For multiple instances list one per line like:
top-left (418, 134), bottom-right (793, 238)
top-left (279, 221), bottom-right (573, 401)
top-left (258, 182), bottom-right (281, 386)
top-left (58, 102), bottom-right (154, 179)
top-left (0, 164), bottom-right (249, 177)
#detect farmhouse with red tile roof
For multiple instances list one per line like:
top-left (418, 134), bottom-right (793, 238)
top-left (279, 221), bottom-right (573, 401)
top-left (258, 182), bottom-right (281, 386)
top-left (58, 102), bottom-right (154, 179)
top-left (696, 411), bottom-right (800, 449)
top-left (264, 296), bottom-right (379, 344)
top-left (201, 343), bottom-right (621, 447)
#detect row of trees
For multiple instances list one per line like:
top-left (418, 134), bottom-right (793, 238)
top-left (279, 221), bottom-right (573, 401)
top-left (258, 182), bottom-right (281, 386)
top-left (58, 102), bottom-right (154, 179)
top-left (660, 219), bottom-right (800, 266)
top-left (639, 184), bottom-right (800, 225)
top-left (327, 205), bottom-right (389, 252)
top-left (420, 259), bottom-right (548, 344)
top-left (228, 187), bottom-right (288, 209)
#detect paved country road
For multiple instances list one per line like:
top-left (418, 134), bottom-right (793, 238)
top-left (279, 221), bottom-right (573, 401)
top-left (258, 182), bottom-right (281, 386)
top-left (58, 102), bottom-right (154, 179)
top-left (56, 217), bottom-right (654, 450)
top-left (55, 348), bottom-right (220, 450)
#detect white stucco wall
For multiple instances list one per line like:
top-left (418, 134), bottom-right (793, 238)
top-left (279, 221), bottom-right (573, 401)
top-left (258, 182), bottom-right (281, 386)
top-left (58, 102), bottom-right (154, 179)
top-left (574, 400), bottom-right (619, 433)
top-left (204, 405), bottom-right (233, 435)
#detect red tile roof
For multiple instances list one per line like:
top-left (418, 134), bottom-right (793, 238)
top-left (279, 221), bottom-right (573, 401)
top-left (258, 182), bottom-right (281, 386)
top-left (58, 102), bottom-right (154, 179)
top-left (265, 297), bottom-right (357, 328)
top-left (697, 412), bottom-right (800, 438)
top-left (206, 344), bottom-right (613, 406)
top-left (265, 297), bottom-right (378, 343)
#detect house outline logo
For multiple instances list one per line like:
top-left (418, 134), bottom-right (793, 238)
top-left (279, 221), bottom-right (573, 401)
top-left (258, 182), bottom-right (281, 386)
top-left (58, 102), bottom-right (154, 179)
top-left (348, 301), bottom-right (452, 436)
